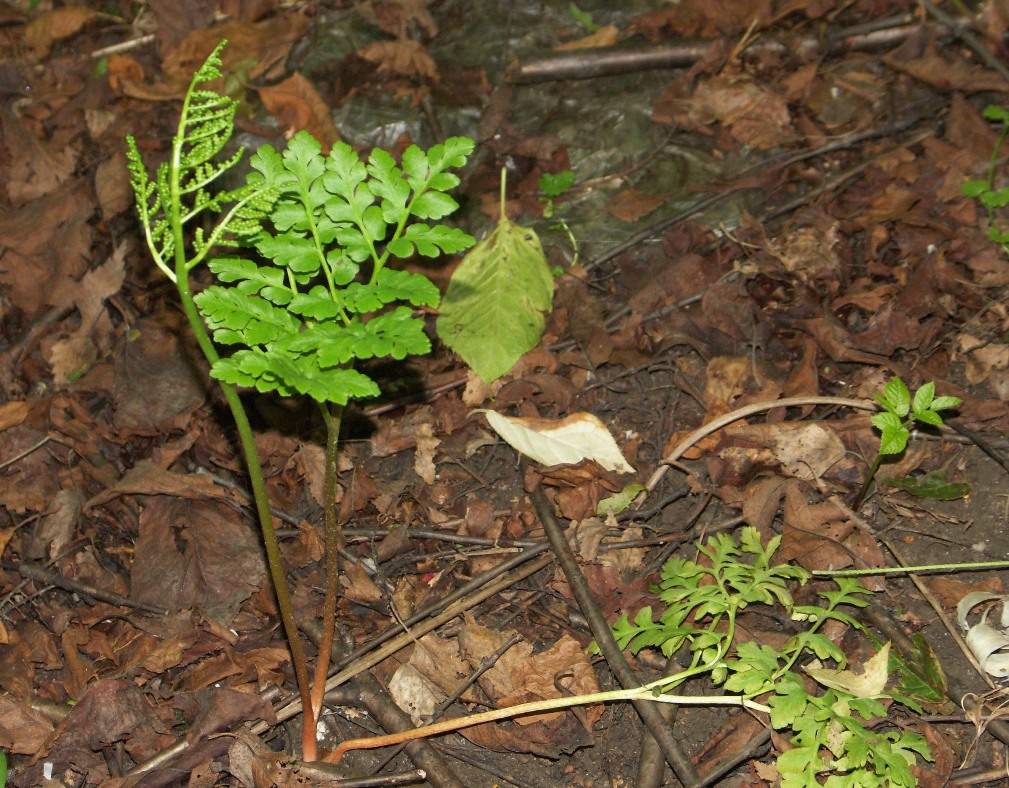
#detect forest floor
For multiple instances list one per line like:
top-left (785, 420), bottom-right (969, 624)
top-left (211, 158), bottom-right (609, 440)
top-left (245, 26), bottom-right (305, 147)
top-left (4, 1), bottom-right (1009, 786)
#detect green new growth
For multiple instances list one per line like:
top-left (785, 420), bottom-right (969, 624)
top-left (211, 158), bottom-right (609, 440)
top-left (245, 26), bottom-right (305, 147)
top-left (127, 41), bottom-right (475, 761)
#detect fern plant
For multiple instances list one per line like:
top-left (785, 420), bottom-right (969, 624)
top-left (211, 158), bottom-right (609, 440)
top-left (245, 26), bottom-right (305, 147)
top-left (605, 527), bottom-right (932, 785)
top-left (127, 41), bottom-right (475, 761)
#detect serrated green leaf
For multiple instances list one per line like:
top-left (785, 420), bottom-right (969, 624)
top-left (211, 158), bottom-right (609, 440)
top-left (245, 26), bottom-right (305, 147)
top-left (369, 268), bottom-right (441, 309)
top-left (913, 408), bottom-right (943, 427)
top-left (211, 349), bottom-right (379, 404)
top-left (437, 213), bottom-right (554, 384)
top-left (912, 381), bottom-right (934, 414)
top-left (333, 224), bottom-right (375, 263)
top-left (539, 170), bottom-right (576, 198)
top-left (194, 287), bottom-right (300, 346)
top-left (983, 187), bottom-right (1009, 208)
top-left (282, 130), bottom-right (326, 188)
top-left (963, 179), bottom-right (990, 198)
top-left (410, 190), bottom-right (460, 220)
top-left (287, 306), bottom-right (430, 366)
top-left (930, 395), bottom-right (962, 411)
top-left (208, 256), bottom-right (293, 303)
top-left (388, 222), bottom-right (474, 258)
top-left (881, 376), bottom-right (910, 416)
top-left (289, 285), bottom-right (342, 319)
top-left (255, 230), bottom-right (322, 275)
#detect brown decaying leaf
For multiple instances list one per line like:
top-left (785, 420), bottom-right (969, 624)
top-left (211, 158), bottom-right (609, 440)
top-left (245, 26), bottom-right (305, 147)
top-left (24, 7), bottom-right (102, 58)
top-left (2, 112), bottom-right (77, 206)
top-left (0, 693), bottom-right (53, 755)
top-left (605, 187), bottom-right (670, 223)
top-left (359, 39), bottom-right (440, 80)
top-left (130, 498), bottom-right (267, 628)
top-left (120, 16), bottom-right (310, 100)
top-left (23, 679), bottom-right (174, 784)
top-left (257, 72), bottom-right (340, 151)
top-left (0, 181), bottom-right (93, 318)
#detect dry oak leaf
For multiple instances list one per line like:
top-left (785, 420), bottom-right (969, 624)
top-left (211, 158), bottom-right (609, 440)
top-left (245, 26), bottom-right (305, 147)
top-left (257, 72), bottom-right (340, 151)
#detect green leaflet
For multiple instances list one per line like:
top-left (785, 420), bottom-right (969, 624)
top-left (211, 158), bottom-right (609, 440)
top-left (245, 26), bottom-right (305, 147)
top-left (189, 129), bottom-right (475, 405)
top-left (436, 188), bottom-right (554, 384)
top-left (601, 527), bottom-right (931, 783)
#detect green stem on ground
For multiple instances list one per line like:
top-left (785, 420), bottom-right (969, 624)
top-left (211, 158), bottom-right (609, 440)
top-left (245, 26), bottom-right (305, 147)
top-left (311, 402), bottom-right (345, 724)
top-left (813, 559), bottom-right (1009, 577)
top-left (851, 450), bottom-right (884, 511)
top-left (168, 141), bottom-right (316, 761)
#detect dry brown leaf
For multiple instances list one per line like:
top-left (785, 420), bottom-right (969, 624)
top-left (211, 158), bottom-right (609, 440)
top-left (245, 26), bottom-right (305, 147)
top-left (343, 561), bottom-right (384, 605)
top-left (257, 72), bottom-right (340, 151)
top-left (389, 663), bottom-right (443, 724)
top-left (0, 694), bottom-right (54, 754)
top-left (94, 151), bottom-right (133, 217)
top-left (413, 422), bottom-right (440, 485)
top-left (605, 187), bottom-right (669, 223)
top-left (556, 24), bottom-right (620, 50)
top-left (497, 634), bottom-right (602, 727)
top-left (2, 113), bottom-right (77, 206)
top-left (24, 7), bottom-right (102, 58)
top-left (359, 39), bottom-right (440, 80)
top-left (0, 401), bottom-right (30, 432)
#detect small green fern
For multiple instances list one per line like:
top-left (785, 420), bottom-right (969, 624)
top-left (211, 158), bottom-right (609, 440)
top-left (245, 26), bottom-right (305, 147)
top-left (126, 43), bottom-right (275, 284)
top-left (605, 527), bottom-right (932, 786)
top-left (126, 40), bottom-right (475, 762)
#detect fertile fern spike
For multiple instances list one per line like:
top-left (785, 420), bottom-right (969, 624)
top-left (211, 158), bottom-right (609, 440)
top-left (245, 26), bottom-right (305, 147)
top-left (127, 40), bottom-right (278, 281)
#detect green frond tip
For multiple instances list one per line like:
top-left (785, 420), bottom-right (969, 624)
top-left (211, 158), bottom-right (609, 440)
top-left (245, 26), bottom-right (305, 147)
top-left (193, 40), bottom-right (228, 85)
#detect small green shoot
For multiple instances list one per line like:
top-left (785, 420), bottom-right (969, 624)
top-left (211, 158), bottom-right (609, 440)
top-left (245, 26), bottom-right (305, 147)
top-left (568, 3), bottom-right (600, 33)
top-left (854, 377), bottom-right (962, 509)
top-left (539, 169), bottom-right (579, 269)
top-left (605, 527), bottom-right (932, 786)
top-left (963, 104), bottom-right (1009, 253)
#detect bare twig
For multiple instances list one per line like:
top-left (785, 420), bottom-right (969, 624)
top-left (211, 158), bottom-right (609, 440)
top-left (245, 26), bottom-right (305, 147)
top-left (1, 561), bottom-right (169, 615)
top-left (528, 482), bottom-right (700, 787)
top-left (508, 15), bottom-right (918, 83)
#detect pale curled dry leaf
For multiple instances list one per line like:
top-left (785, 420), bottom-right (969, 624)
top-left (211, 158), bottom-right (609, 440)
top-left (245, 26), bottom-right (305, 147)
top-left (957, 592), bottom-right (1009, 678)
top-left (805, 642), bottom-right (891, 697)
top-left (479, 410), bottom-right (635, 473)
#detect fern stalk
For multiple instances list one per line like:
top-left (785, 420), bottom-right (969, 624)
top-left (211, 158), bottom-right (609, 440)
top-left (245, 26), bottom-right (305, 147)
top-left (130, 43), bottom-right (319, 760)
top-left (129, 41), bottom-right (476, 762)
top-left (312, 402), bottom-right (343, 721)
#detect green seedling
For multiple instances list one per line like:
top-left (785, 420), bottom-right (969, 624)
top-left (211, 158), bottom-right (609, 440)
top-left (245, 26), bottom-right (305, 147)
top-left (127, 41), bottom-right (475, 761)
top-left (963, 104), bottom-right (1009, 253)
top-left (604, 527), bottom-right (932, 786)
top-left (568, 3), bottom-right (600, 33)
top-left (854, 377), bottom-right (962, 510)
top-left (539, 169), bottom-right (579, 269)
